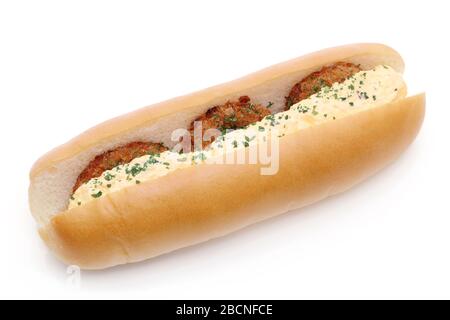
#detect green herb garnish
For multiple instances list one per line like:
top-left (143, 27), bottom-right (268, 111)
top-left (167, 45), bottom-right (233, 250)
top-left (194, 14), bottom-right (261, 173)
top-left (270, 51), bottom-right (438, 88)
top-left (91, 191), bottom-right (103, 198)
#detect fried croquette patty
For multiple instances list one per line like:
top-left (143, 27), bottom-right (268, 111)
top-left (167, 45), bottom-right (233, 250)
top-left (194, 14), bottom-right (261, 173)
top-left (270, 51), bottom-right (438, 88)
top-left (73, 141), bottom-right (168, 192)
top-left (189, 95), bottom-right (271, 148)
top-left (285, 62), bottom-right (361, 109)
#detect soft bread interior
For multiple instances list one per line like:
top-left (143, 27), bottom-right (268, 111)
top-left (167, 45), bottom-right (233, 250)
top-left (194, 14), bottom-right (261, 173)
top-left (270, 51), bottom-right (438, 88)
top-left (29, 44), bottom-right (405, 226)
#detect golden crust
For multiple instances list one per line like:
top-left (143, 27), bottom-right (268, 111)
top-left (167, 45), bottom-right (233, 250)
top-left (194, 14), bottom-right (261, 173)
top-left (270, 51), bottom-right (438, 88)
top-left (40, 94), bottom-right (425, 269)
top-left (30, 43), bottom-right (404, 179)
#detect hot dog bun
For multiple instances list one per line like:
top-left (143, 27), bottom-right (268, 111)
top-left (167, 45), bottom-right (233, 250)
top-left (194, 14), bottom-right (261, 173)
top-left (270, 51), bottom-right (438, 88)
top-left (29, 43), bottom-right (425, 269)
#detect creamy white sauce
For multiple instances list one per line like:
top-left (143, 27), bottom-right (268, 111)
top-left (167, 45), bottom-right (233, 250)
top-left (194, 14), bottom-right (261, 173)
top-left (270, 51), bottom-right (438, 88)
top-left (69, 65), bottom-right (404, 209)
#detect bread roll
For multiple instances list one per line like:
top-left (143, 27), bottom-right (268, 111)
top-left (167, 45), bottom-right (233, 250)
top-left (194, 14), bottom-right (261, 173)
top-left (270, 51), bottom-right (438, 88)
top-left (29, 43), bottom-right (425, 269)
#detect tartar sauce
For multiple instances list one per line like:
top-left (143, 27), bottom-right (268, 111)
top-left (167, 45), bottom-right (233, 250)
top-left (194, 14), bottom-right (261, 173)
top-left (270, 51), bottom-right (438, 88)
top-left (69, 65), bottom-right (404, 209)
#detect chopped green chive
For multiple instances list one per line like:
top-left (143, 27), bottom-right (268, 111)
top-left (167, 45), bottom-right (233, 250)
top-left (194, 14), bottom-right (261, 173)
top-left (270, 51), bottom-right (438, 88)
top-left (91, 191), bottom-right (103, 198)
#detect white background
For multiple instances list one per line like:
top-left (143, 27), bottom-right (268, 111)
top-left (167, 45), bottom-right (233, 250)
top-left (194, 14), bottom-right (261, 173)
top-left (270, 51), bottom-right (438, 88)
top-left (0, 0), bottom-right (449, 299)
